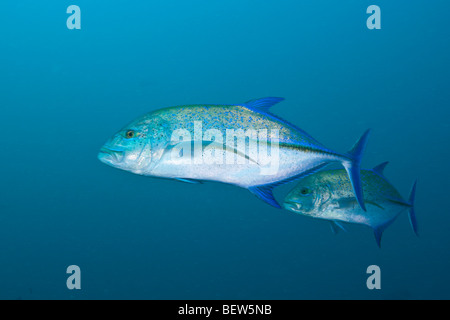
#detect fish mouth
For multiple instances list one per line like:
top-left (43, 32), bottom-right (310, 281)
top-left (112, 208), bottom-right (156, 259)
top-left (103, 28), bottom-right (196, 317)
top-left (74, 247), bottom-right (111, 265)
top-left (283, 201), bottom-right (302, 213)
top-left (98, 146), bottom-right (125, 164)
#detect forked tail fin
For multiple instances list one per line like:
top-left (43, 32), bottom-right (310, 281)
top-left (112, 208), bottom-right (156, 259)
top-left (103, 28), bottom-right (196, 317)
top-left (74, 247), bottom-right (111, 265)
top-left (342, 129), bottom-right (371, 211)
top-left (408, 180), bottom-right (418, 236)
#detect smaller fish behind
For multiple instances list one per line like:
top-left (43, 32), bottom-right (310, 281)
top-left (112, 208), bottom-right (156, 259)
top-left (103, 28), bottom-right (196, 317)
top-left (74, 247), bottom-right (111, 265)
top-left (283, 162), bottom-right (418, 247)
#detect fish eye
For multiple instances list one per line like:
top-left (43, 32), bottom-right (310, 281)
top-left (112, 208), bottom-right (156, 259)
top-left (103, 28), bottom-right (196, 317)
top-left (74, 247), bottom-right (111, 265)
top-left (125, 130), bottom-right (135, 139)
top-left (300, 187), bottom-right (310, 195)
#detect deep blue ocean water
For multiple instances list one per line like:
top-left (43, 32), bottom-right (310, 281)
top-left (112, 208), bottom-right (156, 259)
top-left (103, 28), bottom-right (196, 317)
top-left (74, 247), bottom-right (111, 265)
top-left (1, 0), bottom-right (449, 300)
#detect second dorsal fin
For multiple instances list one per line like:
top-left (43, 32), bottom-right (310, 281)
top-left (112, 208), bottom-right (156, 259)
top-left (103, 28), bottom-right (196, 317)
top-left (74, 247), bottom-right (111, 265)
top-left (243, 97), bottom-right (285, 112)
top-left (373, 161), bottom-right (389, 176)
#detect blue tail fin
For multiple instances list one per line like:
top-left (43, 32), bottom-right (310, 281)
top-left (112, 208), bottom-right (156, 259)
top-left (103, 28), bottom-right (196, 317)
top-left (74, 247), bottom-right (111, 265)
top-left (408, 180), bottom-right (418, 236)
top-left (342, 129), bottom-right (371, 211)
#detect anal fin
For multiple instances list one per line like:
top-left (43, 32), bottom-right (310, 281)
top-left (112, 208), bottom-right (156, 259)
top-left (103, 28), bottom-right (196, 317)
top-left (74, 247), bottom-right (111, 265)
top-left (248, 163), bottom-right (329, 209)
top-left (248, 185), bottom-right (280, 208)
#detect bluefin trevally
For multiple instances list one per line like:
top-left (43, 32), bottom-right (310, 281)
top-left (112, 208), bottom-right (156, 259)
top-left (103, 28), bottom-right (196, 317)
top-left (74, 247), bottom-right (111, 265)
top-left (98, 97), bottom-right (370, 209)
top-left (283, 162), bottom-right (418, 247)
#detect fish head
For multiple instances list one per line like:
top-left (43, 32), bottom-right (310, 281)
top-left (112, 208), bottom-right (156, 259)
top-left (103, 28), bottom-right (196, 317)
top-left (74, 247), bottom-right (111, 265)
top-left (283, 178), bottom-right (332, 218)
top-left (98, 120), bottom-right (151, 174)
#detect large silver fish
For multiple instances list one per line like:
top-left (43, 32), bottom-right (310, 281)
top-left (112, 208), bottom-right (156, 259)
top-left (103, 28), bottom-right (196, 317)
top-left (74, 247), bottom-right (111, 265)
top-left (98, 97), bottom-right (370, 209)
top-left (283, 162), bottom-right (418, 247)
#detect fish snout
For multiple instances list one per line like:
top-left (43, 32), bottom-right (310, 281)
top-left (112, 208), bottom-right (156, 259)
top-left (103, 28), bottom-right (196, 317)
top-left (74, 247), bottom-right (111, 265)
top-left (98, 145), bottom-right (125, 165)
top-left (283, 200), bottom-right (303, 213)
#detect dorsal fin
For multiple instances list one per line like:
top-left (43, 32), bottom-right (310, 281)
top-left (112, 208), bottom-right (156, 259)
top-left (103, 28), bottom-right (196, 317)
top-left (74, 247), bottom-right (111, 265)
top-left (373, 161), bottom-right (389, 176)
top-left (243, 97), bottom-right (285, 112)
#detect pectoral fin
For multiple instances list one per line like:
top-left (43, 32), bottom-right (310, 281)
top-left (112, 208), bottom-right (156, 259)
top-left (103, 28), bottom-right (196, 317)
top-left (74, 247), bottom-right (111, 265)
top-left (337, 198), bottom-right (359, 209)
top-left (164, 140), bottom-right (260, 165)
top-left (337, 198), bottom-right (384, 210)
top-left (220, 142), bottom-right (260, 165)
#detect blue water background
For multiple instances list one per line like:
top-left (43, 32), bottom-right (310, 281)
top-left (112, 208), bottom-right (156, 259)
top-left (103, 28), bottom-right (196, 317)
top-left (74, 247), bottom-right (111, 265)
top-left (0, 0), bottom-right (449, 299)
